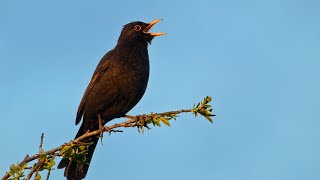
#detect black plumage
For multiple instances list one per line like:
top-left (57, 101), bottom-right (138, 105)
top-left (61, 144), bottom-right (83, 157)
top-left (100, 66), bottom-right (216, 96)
top-left (57, 20), bottom-right (165, 180)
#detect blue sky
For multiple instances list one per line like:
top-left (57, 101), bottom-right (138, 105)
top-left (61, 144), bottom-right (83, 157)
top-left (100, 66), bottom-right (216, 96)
top-left (1, 0), bottom-right (320, 179)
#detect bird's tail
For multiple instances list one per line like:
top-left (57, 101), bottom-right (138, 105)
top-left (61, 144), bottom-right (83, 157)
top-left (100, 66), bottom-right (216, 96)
top-left (57, 123), bottom-right (98, 180)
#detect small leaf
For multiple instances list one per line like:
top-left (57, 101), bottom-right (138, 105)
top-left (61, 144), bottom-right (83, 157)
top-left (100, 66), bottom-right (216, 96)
top-left (11, 164), bottom-right (19, 173)
top-left (20, 163), bottom-right (28, 171)
top-left (44, 157), bottom-right (56, 170)
top-left (35, 172), bottom-right (42, 180)
top-left (160, 118), bottom-right (171, 127)
top-left (154, 119), bottom-right (161, 127)
top-left (9, 165), bottom-right (15, 176)
top-left (205, 116), bottom-right (213, 123)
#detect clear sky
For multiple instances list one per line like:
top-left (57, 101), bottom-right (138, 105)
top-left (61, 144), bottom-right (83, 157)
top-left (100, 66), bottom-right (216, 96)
top-left (1, 0), bottom-right (320, 180)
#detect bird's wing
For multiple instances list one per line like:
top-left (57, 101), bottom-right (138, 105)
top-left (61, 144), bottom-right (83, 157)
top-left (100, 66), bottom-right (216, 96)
top-left (75, 50), bottom-right (115, 125)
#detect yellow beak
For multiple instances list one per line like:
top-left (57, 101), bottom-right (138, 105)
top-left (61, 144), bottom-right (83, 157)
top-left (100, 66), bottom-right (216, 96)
top-left (143, 19), bottom-right (166, 36)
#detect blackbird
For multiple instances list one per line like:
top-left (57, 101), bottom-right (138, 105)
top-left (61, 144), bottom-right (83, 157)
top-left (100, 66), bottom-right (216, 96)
top-left (57, 19), bottom-right (165, 179)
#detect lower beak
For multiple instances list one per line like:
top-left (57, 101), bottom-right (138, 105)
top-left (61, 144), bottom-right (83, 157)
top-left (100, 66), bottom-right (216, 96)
top-left (143, 19), bottom-right (166, 36)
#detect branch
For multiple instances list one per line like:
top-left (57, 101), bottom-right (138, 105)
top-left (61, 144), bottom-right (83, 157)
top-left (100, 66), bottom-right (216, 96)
top-left (1, 96), bottom-right (215, 180)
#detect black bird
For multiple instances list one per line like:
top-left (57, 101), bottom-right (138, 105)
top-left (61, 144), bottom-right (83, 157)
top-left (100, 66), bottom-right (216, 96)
top-left (57, 19), bottom-right (165, 179)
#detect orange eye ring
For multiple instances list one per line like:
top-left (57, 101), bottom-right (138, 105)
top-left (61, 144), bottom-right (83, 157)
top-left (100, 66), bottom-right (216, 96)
top-left (134, 25), bottom-right (141, 31)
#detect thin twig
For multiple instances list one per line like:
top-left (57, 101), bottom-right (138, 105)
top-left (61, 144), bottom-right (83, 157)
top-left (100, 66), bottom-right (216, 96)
top-left (34, 133), bottom-right (44, 180)
top-left (25, 133), bottom-right (45, 180)
top-left (46, 169), bottom-right (51, 180)
top-left (39, 133), bottom-right (44, 152)
top-left (25, 163), bottom-right (40, 180)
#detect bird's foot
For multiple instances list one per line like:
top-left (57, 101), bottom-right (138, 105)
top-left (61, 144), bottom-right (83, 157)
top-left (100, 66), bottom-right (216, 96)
top-left (104, 126), bottom-right (123, 135)
top-left (104, 126), bottom-right (112, 135)
top-left (136, 115), bottom-right (152, 133)
top-left (98, 114), bottom-right (104, 144)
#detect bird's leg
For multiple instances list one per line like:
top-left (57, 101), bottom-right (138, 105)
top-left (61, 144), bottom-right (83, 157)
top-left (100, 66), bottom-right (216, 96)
top-left (135, 115), bottom-right (151, 133)
top-left (98, 114), bottom-right (105, 144)
top-left (98, 113), bottom-right (113, 135)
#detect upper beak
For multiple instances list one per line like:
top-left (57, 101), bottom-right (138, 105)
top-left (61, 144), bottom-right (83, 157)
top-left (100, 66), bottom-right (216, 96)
top-left (143, 19), bottom-right (166, 36)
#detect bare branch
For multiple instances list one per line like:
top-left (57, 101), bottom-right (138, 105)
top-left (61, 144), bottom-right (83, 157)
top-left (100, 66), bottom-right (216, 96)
top-left (1, 97), bottom-right (215, 180)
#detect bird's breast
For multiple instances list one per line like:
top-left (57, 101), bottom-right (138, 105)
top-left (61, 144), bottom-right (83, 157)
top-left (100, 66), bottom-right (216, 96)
top-left (85, 46), bottom-right (151, 121)
top-left (104, 49), bottom-right (150, 115)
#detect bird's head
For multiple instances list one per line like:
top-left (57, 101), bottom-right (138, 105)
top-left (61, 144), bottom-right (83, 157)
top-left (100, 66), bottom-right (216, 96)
top-left (118, 19), bottom-right (166, 45)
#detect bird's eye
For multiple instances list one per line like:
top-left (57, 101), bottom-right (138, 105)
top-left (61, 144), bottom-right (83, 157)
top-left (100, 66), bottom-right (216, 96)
top-left (134, 25), bottom-right (141, 31)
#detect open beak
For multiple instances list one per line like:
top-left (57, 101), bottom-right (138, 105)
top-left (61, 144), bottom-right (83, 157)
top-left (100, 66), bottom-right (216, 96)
top-left (143, 19), bottom-right (166, 36)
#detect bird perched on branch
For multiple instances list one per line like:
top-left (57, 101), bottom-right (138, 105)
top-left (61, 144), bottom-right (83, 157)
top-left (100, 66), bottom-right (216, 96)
top-left (57, 19), bottom-right (165, 180)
